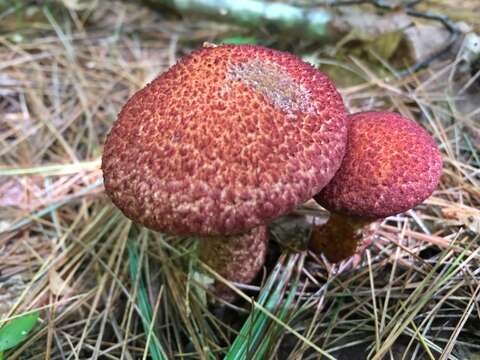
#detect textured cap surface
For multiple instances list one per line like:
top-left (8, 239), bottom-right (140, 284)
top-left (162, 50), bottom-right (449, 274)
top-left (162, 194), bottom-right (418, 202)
top-left (102, 45), bottom-right (347, 235)
top-left (315, 111), bottom-right (442, 218)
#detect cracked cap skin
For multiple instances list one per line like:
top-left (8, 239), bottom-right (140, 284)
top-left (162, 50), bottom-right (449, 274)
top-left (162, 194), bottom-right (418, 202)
top-left (102, 44), bottom-right (347, 236)
top-left (315, 111), bottom-right (443, 219)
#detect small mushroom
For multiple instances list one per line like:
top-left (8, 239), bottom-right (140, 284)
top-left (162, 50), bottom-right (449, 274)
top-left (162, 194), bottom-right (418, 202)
top-left (311, 111), bottom-right (443, 262)
top-left (102, 44), bottom-right (348, 298)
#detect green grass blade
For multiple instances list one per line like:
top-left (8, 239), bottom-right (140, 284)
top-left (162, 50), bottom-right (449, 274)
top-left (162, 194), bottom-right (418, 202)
top-left (127, 241), bottom-right (169, 360)
top-left (224, 254), bottom-right (329, 360)
top-left (224, 256), bottom-right (288, 360)
top-left (253, 264), bottom-right (301, 359)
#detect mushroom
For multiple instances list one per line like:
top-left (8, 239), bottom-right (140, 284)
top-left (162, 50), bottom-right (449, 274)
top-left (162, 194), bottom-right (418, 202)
top-left (310, 111), bottom-right (443, 262)
top-left (102, 44), bottom-right (348, 298)
top-left (199, 226), bottom-right (268, 300)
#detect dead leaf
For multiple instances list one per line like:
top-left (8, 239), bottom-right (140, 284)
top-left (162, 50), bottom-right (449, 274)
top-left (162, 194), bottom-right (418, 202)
top-left (335, 9), bottom-right (411, 48)
top-left (48, 270), bottom-right (73, 297)
top-left (401, 24), bottom-right (451, 63)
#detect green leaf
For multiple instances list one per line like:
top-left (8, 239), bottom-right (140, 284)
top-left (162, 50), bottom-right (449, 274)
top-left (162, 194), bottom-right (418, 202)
top-left (368, 30), bottom-right (403, 60)
top-left (0, 311), bottom-right (40, 351)
top-left (221, 36), bottom-right (258, 45)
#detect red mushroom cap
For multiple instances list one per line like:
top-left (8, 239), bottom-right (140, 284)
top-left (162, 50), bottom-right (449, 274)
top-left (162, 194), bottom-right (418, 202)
top-left (315, 111), bottom-right (442, 219)
top-left (102, 45), bottom-right (347, 235)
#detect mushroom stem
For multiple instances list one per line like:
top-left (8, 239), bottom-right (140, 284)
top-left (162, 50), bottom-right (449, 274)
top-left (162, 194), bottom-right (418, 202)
top-left (309, 213), bottom-right (374, 263)
top-left (199, 226), bottom-right (268, 301)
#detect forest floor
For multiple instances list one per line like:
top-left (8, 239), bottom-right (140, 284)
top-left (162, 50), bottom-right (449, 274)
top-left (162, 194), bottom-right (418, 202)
top-left (0, 0), bottom-right (479, 359)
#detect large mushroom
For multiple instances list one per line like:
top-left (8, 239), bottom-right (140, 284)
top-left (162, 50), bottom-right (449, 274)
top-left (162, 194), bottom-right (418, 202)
top-left (102, 44), bottom-right (348, 299)
top-left (311, 111), bottom-right (443, 262)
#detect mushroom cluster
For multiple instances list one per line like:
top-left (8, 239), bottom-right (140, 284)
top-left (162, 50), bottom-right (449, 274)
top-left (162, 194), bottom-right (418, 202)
top-left (102, 44), bottom-right (347, 299)
top-left (102, 44), bottom-right (442, 300)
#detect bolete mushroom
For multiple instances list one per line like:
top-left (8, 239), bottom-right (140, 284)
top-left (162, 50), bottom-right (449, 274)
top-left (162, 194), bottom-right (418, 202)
top-left (311, 111), bottom-right (443, 262)
top-left (102, 44), bottom-right (347, 298)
